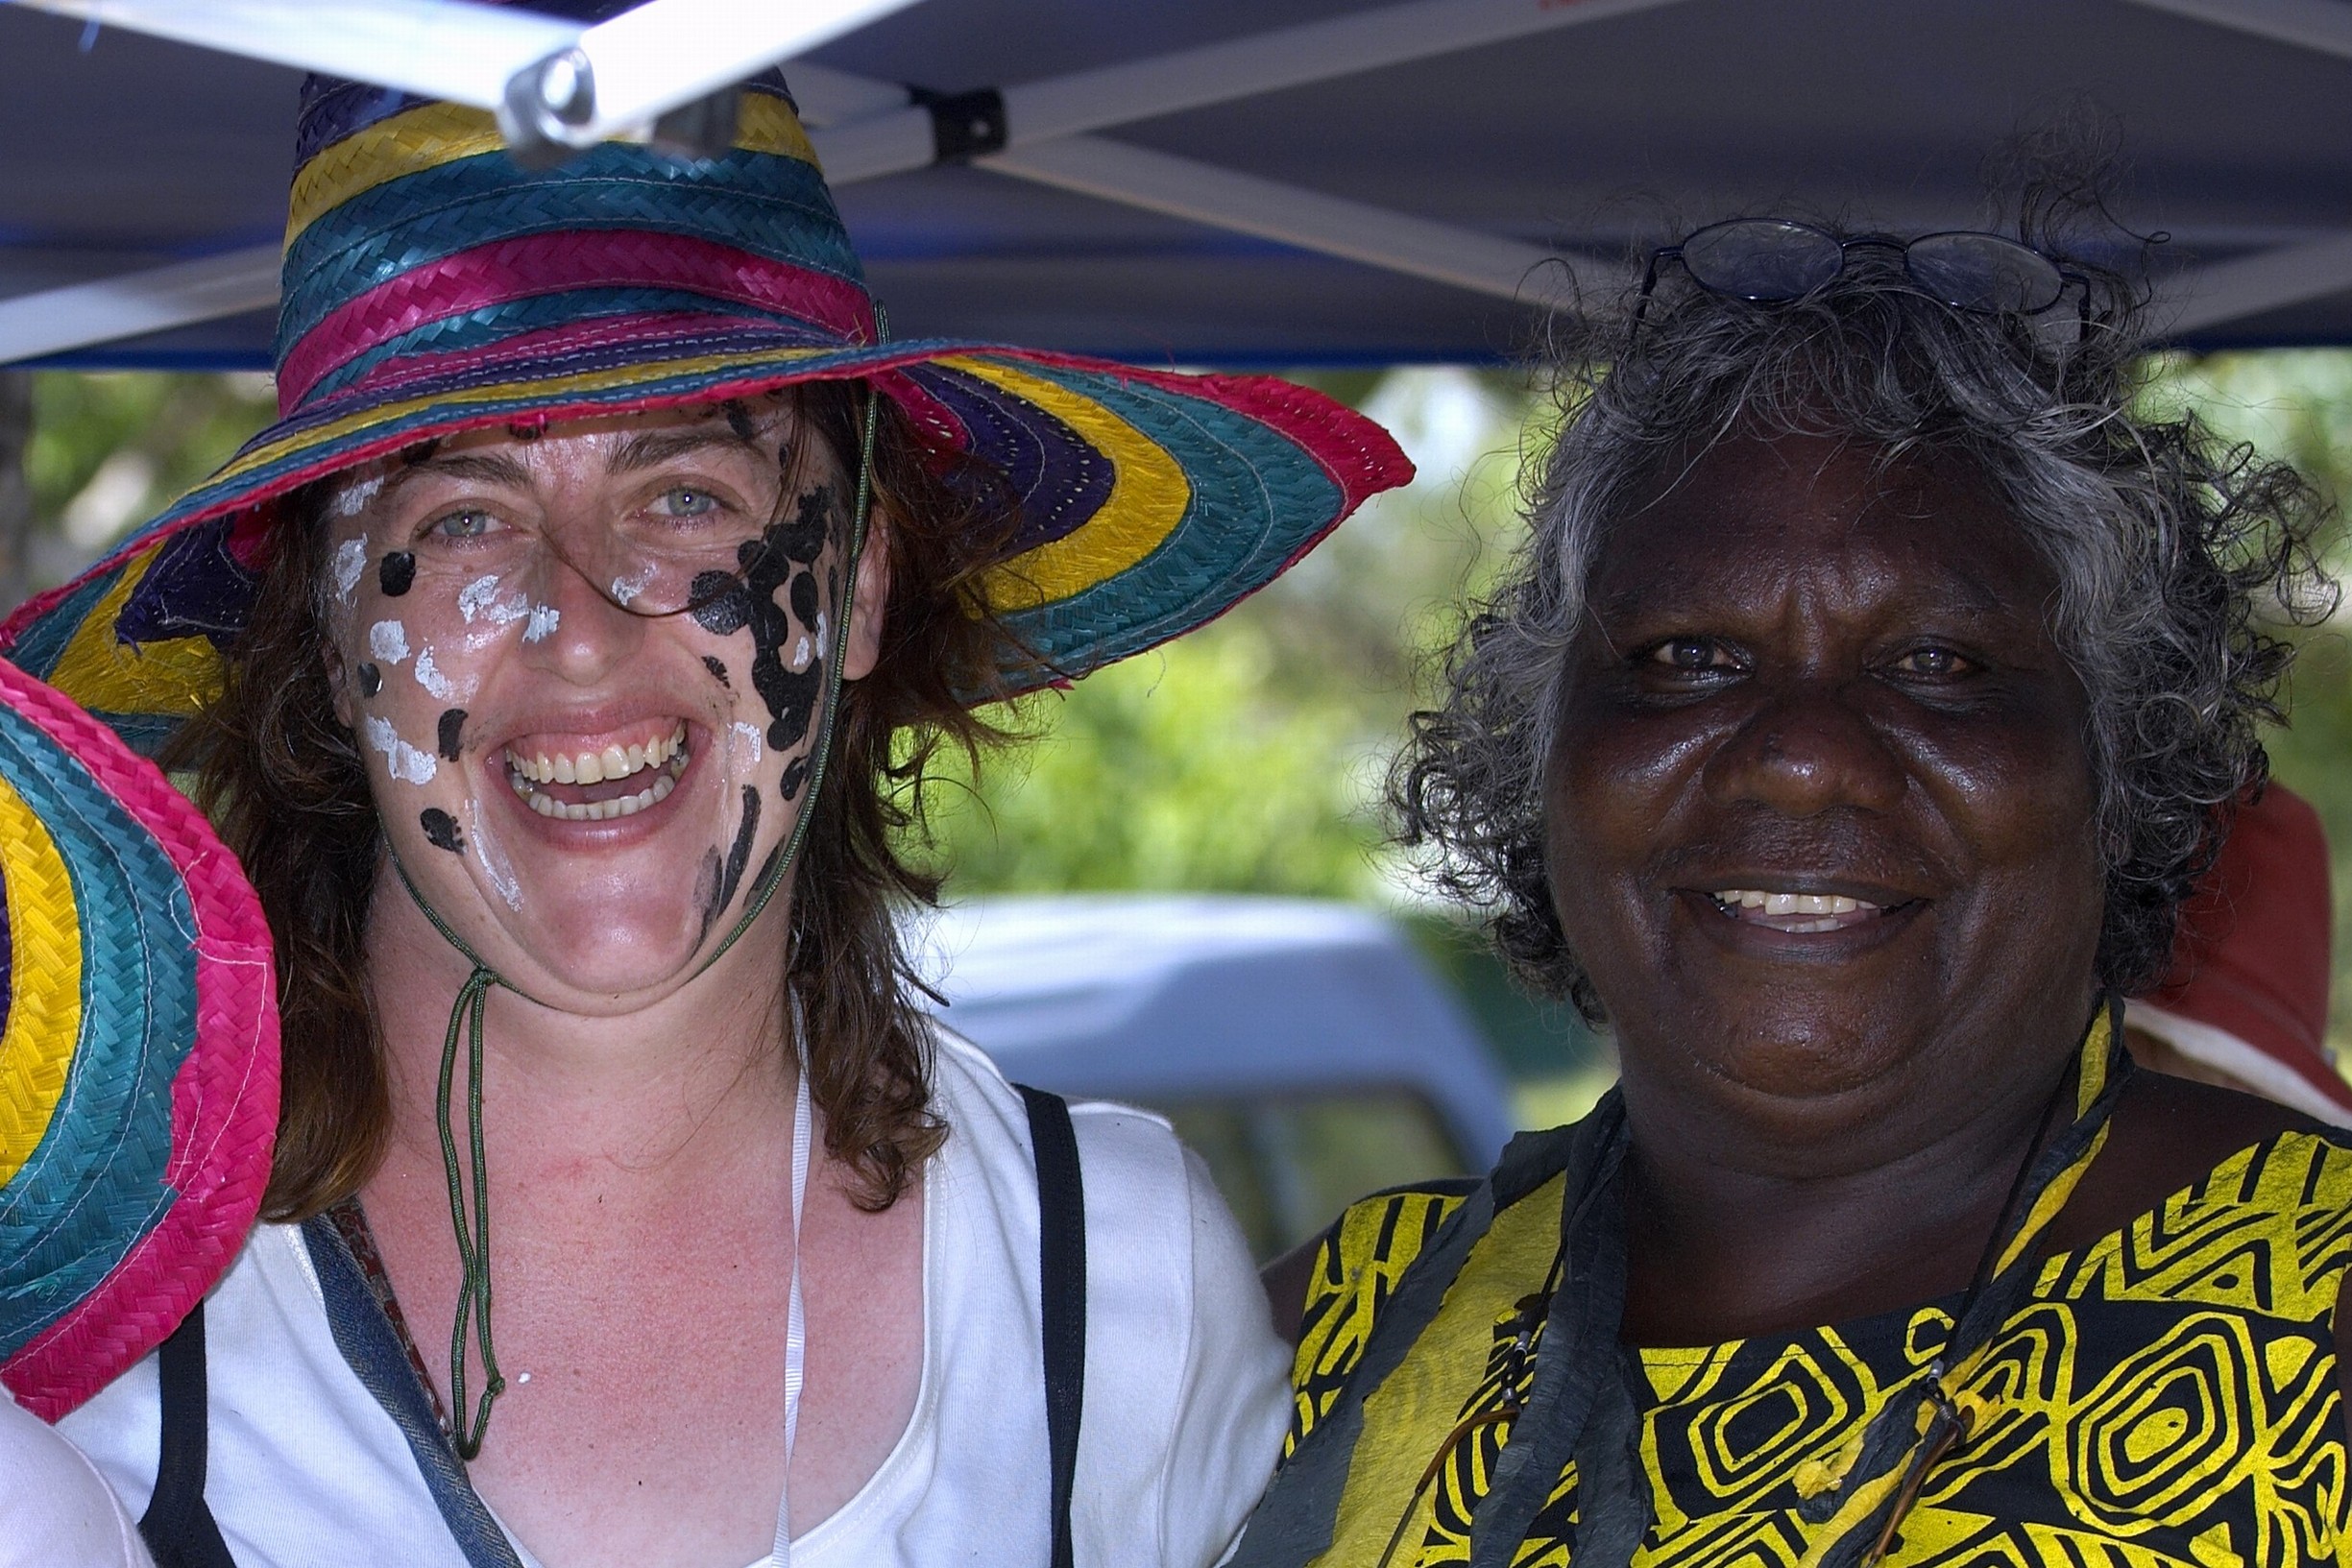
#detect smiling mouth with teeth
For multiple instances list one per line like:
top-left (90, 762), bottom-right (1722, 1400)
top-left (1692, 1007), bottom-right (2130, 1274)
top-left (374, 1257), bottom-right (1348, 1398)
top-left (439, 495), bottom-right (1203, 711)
top-left (1707, 888), bottom-right (1888, 934)
top-left (504, 723), bottom-right (690, 822)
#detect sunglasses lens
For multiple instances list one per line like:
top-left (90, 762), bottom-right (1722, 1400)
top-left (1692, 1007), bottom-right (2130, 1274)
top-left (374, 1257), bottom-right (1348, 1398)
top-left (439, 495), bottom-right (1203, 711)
top-left (1906, 232), bottom-right (2064, 314)
top-left (1679, 219), bottom-right (1844, 302)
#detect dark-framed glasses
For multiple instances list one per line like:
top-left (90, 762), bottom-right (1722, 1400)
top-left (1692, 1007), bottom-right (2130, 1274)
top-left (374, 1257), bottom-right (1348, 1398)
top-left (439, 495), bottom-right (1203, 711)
top-left (1638, 218), bottom-right (2086, 326)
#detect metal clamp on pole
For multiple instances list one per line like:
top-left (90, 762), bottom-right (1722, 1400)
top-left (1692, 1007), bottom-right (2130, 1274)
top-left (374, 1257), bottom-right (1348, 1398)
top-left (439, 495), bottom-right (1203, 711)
top-left (499, 46), bottom-right (597, 168)
top-left (911, 86), bottom-right (1009, 163)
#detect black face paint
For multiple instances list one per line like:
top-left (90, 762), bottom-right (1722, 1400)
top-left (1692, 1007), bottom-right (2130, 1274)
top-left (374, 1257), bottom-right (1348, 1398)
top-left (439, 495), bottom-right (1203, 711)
top-left (421, 808), bottom-right (464, 854)
top-left (399, 438), bottom-right (441, 468)
top-left (779, 756), bottom-right (810, 804)
top-left (724, 401), bottom-right (760, 445)
top-left (701, 655), bottom-right (732, 688)
top-left (437, 709), bottom-right (467, 761)
top-left (506, 422), bottom-right (543, 443)
top-left (378, 552), bottom-right (416, 597)
top-left (747, 841), bottom-right (787, 904)
top-left (690, 484), bottom-right (837, 754)
top-left (358, 663), bottom-right (382, 698)
top-left (714, 785), bottom-right (761, 919)
top-left (692, 848), bottom-right (724, 949)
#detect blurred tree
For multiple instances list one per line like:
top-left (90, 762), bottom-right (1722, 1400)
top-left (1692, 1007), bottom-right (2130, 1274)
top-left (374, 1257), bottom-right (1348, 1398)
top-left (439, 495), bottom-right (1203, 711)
top-left (0, 374), bottom-right (31, 612)
top-left (17, 371), bottom-right (275, 595)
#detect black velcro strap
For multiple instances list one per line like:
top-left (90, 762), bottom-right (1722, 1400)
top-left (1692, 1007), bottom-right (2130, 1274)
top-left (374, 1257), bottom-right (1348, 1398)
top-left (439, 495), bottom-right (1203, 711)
top-left (913, 85), bottom-right (1009, 161)
top-left (139, 1301), bottom-right (239, 1568)
top-left (1016, 1083), bottom-right (1086, 1568)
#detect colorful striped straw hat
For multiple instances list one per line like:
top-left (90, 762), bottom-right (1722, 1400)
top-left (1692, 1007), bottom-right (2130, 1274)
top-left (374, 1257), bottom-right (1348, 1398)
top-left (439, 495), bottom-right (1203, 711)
top-left (0, 6), bottom-right (1409, 752)
top-left (0, 654), bottom-right (279, 1421)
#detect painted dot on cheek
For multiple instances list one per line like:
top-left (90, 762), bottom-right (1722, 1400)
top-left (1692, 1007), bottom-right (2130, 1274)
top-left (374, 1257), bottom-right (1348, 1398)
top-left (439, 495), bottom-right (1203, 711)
top-left (438, 709), bottom-right (467, 761)
top-left (358, 663), bottom-right (381, 698)
top-left (378, 552), bottom-right (416, 596)
top-left (421, 808), bottom-right (464, 854)
top-left (780, 756), bottom-right (810, 803)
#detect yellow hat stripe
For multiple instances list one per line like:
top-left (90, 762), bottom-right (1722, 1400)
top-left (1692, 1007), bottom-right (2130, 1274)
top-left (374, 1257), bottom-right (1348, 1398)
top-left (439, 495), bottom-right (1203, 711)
top-left (0, 771), bottom-right (86, 1185)
top-left (42, 552), bottom-right (222, 724)
top-left (953, 358), bottom-right (1192, 611)
top-left (285, 93), bottom-right (821, 251)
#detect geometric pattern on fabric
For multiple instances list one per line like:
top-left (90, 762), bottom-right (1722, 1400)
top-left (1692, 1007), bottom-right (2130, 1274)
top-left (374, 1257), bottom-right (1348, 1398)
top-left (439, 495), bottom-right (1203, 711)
top-left (1286, 1131), bottom-right (2352, 1567)
top-left (0, 655), bottom-right (277, 1421)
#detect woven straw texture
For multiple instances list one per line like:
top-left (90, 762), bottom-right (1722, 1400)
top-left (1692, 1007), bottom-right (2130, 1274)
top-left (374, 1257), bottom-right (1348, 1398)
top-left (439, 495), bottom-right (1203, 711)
top-left (0, 655), bottom-right (279, 1421)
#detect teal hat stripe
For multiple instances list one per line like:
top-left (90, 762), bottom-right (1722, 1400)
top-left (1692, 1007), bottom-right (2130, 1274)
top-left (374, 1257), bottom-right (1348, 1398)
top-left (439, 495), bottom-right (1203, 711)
top-left (280, 150), bottom-right (861, 354)
top-left (0, 701), bottom-right (198, 1356)
top-left (298, 286), bottom-right (804, 407)
top-left (6, 564), bottom-right (120, 688)
top-left (997, 368), bottom-right (1345, 674)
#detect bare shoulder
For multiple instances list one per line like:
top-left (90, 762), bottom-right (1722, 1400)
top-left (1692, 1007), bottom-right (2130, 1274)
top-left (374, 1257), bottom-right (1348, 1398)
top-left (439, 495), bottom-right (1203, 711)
top-left (2049, 1068), bottom-right (2334, 1254)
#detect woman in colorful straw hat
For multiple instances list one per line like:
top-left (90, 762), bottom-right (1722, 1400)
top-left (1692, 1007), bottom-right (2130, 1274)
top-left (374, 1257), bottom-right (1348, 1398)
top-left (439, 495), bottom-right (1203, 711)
top-left (27, 11), bottom-right (1409, 1566)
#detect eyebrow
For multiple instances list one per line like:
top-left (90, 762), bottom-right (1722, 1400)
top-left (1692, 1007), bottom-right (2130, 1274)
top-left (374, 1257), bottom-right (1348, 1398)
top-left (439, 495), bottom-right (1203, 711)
top-left (605, 425), bottom-right (765, 476)
top-left (383, 450), bottom-right (535, 495)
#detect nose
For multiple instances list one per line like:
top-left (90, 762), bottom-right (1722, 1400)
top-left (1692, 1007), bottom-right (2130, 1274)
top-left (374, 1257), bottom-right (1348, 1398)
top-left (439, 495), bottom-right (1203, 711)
top-left (1700, 676), bottom-right (1907, 818)
top-left (518, 542), bottom-right (646, 685)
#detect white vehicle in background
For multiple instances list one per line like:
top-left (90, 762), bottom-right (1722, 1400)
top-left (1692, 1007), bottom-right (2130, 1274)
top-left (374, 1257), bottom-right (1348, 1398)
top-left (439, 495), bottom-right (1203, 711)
top-left (908, 894), bottom-right (1517, 1261)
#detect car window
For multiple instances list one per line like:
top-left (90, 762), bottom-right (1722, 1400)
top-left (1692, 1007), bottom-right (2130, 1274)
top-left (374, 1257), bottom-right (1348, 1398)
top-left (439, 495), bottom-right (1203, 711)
top-left (1149, 1088), bottom-right (1466, 1262)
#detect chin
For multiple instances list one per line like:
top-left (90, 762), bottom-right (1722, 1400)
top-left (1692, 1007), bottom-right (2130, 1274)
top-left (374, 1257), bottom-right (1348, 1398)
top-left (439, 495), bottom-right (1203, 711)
top-left (490, 899), bottom-right (730, 1003)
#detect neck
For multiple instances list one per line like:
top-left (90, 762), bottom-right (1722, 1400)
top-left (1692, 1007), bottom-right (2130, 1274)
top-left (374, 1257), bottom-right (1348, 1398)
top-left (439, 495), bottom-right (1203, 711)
top-left (362, 875), bottom-right (799, 1193)
top-left (1616, 1000), bottom-right (2089, 1345)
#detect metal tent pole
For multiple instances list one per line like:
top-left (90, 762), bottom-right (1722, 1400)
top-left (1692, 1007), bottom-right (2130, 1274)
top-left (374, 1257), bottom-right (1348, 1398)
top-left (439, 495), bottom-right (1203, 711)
top-left (2166, 233), bottom-right (2352, 334)
top-left (7, 0), bottom-right (925, 148)
top-left (815, 0), bottom-right (1700, 183)
top-left (2112, 0), bottom-right (2352, 63)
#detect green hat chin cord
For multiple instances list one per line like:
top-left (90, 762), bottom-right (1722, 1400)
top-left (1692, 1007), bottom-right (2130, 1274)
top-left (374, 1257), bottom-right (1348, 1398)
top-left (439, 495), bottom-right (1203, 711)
top-left (390, 384), bottom-right (882, 1461)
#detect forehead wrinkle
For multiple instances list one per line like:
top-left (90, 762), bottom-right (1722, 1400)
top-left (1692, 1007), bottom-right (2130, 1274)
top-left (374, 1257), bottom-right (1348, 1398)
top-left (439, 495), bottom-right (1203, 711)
top-left (383, 450), bottom-right (535, 496)
top-left (605, 424), bottom-right (765, 477)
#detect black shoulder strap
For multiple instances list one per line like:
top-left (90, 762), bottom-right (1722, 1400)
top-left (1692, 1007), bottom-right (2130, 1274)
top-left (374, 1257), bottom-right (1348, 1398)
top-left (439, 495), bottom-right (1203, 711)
top-left (139, 1301), bottom-right (239, 1568)
top-left (1015, 1083), bottom-right (1086, 1568)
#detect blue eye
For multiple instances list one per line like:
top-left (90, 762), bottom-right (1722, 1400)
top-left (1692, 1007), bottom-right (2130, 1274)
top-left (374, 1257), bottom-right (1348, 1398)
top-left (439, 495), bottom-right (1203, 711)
top-left (655, 488), bottom-right (719, 519)
top-left (431, 510), bottom-right (498, 541)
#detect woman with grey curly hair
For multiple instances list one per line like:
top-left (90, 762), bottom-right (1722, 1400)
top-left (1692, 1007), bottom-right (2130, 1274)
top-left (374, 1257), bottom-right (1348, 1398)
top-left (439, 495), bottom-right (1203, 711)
top-left (1236, 221), bottom-right (2351, 1568)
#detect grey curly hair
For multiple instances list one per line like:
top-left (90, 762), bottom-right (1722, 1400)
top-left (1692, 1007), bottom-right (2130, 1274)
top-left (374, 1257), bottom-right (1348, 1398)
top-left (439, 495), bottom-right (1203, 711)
top-left (1392, 228), bottom-right (2337, 1021)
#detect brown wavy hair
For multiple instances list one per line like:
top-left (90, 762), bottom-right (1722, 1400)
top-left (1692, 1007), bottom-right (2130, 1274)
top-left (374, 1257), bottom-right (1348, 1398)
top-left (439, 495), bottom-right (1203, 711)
top-left (161, 383), bottom-right (1028, 1220)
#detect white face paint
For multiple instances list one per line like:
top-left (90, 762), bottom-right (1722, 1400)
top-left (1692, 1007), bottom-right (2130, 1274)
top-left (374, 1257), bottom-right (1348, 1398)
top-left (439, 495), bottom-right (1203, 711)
top-left (414, 644), bottom-right (468, 703)
top-left (466, 798), bottom-right (522, 910)
top-left (522, 604), bottom-right (562, 643)
top-left (729, 720), bottom-right (764, 771)
top-left (457, 575), bottom-right (503, 624)
top-left (790, 634), bottom-right (812, 671)
top-left (332, 538), bottom-right (369, 605)
top-left (363, 715), bottom-right (438, 784)
top-left (610, 565), bottom-right (655, 607)
top-left (332, 475), bottom-right (384, 519)
top-left (369, 619), bottom-right (411, 665)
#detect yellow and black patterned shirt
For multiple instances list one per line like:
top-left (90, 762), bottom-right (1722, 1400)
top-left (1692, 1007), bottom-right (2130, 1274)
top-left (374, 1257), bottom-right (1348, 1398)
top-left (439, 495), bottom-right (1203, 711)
top-left (1284, 1131), bottom-right (2352, 1568)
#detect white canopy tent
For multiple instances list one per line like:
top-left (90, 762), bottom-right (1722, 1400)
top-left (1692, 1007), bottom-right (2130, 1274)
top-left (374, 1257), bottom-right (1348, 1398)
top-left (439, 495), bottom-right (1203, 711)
top-left (2, 0), bottom-right (2350, 369)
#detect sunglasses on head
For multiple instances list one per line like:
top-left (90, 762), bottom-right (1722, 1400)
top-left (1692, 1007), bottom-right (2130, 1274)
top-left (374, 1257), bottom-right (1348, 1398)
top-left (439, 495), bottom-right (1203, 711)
top-left (1637, 218), bottom-right (2089, 332)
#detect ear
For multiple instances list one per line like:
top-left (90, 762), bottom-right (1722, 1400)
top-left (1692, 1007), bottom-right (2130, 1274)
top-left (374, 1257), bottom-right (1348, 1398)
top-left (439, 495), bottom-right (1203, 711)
top-left (840, 509), bottom-right (894, 683)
